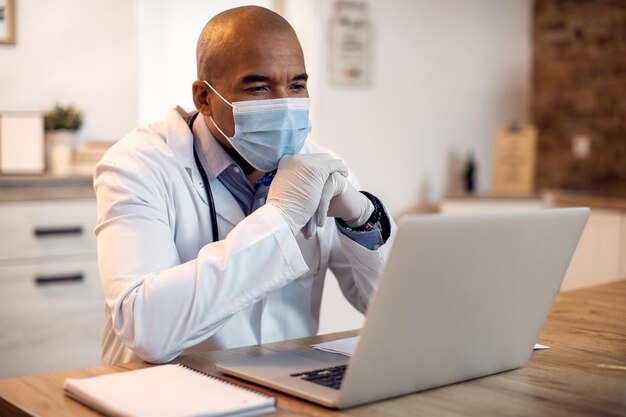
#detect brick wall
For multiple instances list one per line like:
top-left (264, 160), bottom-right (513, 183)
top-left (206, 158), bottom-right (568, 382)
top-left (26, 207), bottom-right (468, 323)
top-left (532, 0), bottom-right (626, 191)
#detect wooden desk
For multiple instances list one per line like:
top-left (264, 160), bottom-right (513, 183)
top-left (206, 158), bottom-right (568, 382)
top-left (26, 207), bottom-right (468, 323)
top-left (1, 280), bottom-right (625, 417)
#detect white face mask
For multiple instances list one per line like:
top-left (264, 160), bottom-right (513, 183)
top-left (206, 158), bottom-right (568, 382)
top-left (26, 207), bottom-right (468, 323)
top-left (204, 80), bottom-right (312, 172)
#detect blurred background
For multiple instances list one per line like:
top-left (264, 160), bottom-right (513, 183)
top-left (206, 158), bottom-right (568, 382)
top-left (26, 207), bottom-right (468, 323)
top-left (0, 0), bottom-right (624, 378)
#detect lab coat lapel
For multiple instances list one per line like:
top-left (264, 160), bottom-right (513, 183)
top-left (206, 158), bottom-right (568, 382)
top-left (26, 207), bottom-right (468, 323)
top-left (166, 108), bottom-right (208, 205)
top-left (165, 108), bottom-right (243, 228)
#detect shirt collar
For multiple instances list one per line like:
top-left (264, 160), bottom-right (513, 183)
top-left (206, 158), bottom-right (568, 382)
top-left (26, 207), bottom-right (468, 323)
top-left (192, 114), bottom-right (237, 179)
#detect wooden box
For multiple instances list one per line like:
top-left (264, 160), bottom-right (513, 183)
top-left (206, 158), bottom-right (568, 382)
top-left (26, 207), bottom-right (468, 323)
top-left (492, 125), bottom-right (537, 196)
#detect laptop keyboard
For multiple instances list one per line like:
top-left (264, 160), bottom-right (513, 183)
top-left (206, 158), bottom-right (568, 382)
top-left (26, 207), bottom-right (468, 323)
top-left (290, 364), bottom-right (347, 390)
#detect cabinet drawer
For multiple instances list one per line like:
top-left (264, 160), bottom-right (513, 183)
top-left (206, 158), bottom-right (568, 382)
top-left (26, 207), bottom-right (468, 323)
top-left (0, 199), bottom-right (97, 261)
top-left (0, 257), bottom-right (105, 377)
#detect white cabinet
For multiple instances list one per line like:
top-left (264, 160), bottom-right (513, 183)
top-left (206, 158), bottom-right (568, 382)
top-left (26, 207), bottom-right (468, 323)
top-left (0, 198), bottom-right (104, 378)
top-left (0, 200), bottom-right (97, 261)
top-left (559, 209), bottom-right (623, 291)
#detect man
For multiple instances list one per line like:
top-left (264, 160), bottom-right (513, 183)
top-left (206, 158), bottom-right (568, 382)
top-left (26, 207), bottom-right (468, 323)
top-left (95, 6), bottom-right (396, 365)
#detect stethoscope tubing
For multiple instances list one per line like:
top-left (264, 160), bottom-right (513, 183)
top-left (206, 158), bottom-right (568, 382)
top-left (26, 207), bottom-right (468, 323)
top-left (189, 112), bottom-right (219, 243)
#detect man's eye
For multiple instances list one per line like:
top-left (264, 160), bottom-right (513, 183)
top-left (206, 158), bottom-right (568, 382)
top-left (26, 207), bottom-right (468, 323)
top-left (247, 85), bottom-right (269, 92)
top-left (290, 83), bottom-right (307, 91)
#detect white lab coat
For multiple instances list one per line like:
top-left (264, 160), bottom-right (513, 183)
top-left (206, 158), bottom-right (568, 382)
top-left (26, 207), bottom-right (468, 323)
top-left (94, 108), bottom-right (396, 365)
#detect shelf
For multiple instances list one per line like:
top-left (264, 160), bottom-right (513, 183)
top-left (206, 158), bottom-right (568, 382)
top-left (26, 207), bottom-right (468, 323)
top-left (0, 174), bottom-right (94, 202)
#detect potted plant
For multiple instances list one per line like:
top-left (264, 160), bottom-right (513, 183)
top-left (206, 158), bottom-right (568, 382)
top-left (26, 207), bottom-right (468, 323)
top-left (44, 104), bottom-right (83, 176)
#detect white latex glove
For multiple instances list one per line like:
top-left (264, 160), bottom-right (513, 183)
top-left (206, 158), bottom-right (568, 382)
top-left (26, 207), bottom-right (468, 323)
top-left (309, 172), bottom-right (374, 229)
top-left (267, 154), bottom-right (348, 237)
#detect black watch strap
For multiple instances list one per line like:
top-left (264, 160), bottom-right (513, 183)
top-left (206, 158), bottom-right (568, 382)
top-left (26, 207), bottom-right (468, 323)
top-left (336, 191), bottom-right (391, 242)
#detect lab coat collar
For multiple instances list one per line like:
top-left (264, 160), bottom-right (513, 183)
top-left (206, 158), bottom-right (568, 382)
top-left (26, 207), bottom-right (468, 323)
top-left (166, 106), bottom-right (196, 172)
top-left (165, 107), bottom-right (244, 228)
top-left (191, 114), bottom-right (237, 180)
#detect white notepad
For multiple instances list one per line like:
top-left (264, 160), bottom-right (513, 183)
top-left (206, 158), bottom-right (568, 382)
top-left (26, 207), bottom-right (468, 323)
top-left (64, 364), bottom-right (275, 417)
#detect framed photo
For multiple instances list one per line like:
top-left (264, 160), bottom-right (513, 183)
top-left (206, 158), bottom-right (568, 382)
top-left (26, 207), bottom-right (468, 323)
top-left (329, 1), bottom-right (371, 87)
top-left (0, 0), bottom-right (16, 45)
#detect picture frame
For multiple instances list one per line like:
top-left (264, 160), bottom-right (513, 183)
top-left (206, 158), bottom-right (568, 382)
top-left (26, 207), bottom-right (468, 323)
top-left (0, 112), bottom-right (46, 174)
top-left (0, 0), bottom-right (16, 45)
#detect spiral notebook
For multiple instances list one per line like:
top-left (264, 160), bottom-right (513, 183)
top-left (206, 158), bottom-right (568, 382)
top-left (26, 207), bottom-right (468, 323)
top-left (64, 364), bottom-right (275, 417)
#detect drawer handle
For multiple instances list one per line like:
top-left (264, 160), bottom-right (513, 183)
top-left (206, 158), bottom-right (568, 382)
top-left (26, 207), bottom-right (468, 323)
top-left (35, 273), bottom-right (84, 285)
top-left (34, 226), bottom-right (84, 238)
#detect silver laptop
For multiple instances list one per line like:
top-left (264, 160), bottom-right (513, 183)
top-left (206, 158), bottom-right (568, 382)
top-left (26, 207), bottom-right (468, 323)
top-left (216, 208), bottom-right (589, 409)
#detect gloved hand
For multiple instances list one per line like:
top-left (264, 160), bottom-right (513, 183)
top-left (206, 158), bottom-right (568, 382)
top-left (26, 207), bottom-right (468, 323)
top-left (267, 154), bottom-right (348, 237)
top-left (308, 172), bottom-right (374, 230)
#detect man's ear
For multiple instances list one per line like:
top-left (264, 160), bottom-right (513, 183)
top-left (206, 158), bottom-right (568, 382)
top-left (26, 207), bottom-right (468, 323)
top-left (192, 80), bottom-right (212, 116)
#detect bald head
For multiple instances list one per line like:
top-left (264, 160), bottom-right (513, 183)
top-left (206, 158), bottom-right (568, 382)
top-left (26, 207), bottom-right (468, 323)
top-left (196, 6), bottom-right (299, 83)
top-left (192, 6), bottom-right (308, 171)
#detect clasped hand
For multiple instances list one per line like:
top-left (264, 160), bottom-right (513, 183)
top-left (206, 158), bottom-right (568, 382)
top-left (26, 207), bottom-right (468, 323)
top-left (267, 154), bottom-right (374, 238)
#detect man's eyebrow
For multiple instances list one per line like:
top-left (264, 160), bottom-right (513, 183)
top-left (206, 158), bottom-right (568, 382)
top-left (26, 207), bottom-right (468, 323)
top-left (293, 73), bottom-right (308, 81)
top-left (241, 74), bottom-right (270, 83)
top-left (239, 73), bottom-right (309, 84)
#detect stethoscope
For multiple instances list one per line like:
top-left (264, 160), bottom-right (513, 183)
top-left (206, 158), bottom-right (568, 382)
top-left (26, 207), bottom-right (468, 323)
top-left (188, 112), bottom-right (219, 243)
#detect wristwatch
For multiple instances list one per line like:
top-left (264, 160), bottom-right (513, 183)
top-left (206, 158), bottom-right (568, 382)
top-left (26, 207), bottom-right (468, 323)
top-left (336, 191), bottom-right (390, 242)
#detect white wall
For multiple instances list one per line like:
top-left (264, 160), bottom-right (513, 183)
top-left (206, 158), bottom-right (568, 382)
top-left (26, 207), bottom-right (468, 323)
top-left (0, 0), bottom-right (530, 197)
top-left (308, 0), bottom-right (532, 216)
top-left (282, 0), bottom-right (532, 334)
top-left (0, 0), bottom-right (138, 142)
top-left (137, 0), bottom-right (272, 124)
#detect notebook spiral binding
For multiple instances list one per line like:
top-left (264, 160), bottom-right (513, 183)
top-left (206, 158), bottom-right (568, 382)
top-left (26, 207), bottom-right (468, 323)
top-left (176, 364), bottom-right (273, 399)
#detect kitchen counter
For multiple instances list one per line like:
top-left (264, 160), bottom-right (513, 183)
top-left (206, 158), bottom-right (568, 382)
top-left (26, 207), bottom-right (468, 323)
top-left (444, 192), bottom-right (542, 200)
top-left (445, 188), bottom-right (626, 211)
top-left (0, 175), bottom-right (94, 202)
top-left (543, 188), bottom-right (626, 210)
